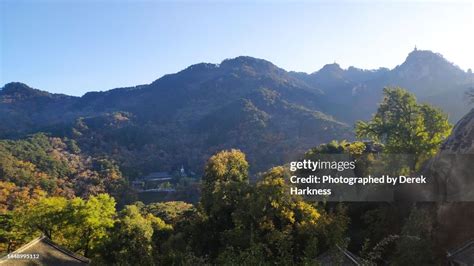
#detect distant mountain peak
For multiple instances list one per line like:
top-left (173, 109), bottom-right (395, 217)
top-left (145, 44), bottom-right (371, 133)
top-left (318, 63), bottom-right (343, 73)
top-left (312, 63), bottom-right (345, 81)
top-left (152, 56), bottom-right (288, 89)
top-left (220, 56), bottom-right (279, 72)
top-left (1, 82), bottom-right (73, 101)
top-left (405, 48), bottom-right (446, 63)
top-left (2, 82), bottom-right (34, 91)
top-left (183, 62), bottom-right (218, 72)
top-left (394, 48), bottom-right (465, 79)
top-left (1, 82), bottom-right (45, 97)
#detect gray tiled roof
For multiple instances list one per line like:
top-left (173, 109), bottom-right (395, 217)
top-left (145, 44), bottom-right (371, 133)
top-left (447, 239), bottom-right (474, 265)
top-left (0, 236), bottom-right (90, 266)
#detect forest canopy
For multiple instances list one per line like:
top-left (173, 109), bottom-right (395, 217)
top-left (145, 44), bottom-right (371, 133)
top-left (0, 87), bottom-right (459, 265)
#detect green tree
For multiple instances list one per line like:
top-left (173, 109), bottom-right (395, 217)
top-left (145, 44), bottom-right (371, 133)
top-left (100, 205), bottom-right (155, 265)
top-left (356, 87), bottom-right (451, 170)
top-left (0, 212), bottom-right (31, 253)
top-left (201, 149), bottom-right (250, 215)
top-left (393, 206), bottom-right (435, 265)
top-left (198, 149), bottom-right (251, 257)
top-left (14, 194), bottom-right (116, 258)
top-left (66, 194), bottom-right (116, 257)
top-left (249, 166), bottom-right (321, 262)
top-left (227, 166), bottom-right (348, 264)
top-left (18, 196), bottom-right (69, 240)
top-left (143, 201), bottom-right (194, 225)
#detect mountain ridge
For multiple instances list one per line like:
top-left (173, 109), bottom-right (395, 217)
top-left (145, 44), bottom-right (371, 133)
top-left (1, 49), bottom-right (472, 174)
top-left (3, 49), bottom-right (471, 98)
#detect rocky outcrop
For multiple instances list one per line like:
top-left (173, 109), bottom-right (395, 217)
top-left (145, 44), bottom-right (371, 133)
top-left (424, 108), bottom-right (474, 202)
top-left (422, 108), bottom-right (474, 252)
top-left (440, 108), bottom-right (474, 153)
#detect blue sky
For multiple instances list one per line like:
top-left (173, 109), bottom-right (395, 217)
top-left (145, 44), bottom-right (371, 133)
top-left (1, 0), bottom-right (473, 96)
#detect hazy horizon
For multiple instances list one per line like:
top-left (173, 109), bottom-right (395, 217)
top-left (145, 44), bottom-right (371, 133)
top-left (1, 1), bottom-right (473, 96)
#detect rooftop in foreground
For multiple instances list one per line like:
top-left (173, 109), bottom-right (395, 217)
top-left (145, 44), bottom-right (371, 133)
top-left (0, 236), bottom-right (90, 266)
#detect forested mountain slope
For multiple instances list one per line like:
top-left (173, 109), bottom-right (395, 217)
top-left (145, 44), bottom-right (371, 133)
top-left (1, 50), bottom-right (472, 174)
